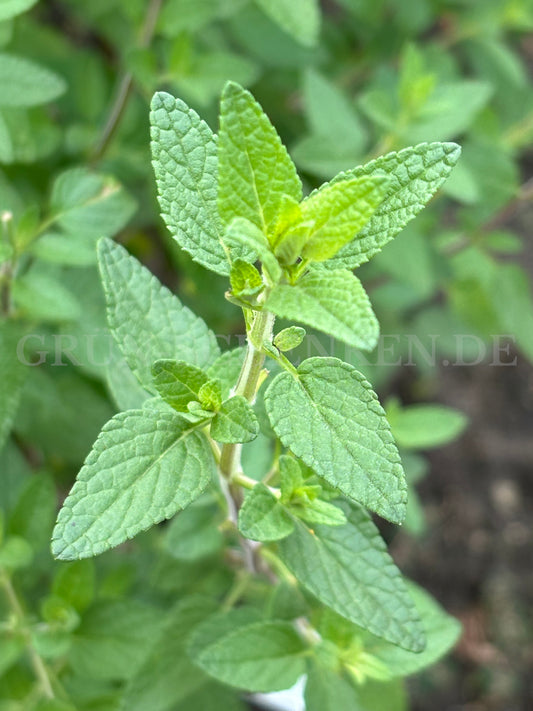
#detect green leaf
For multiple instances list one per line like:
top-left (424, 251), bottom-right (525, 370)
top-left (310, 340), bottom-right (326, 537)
top-left (0, 0), bottom-right (37, 21)
top-left (211, 396), bottom-right (259, 444)
top-left (12, 270), bottom-right (81, 322)
top-left (222, 217), bottom-right (282, 283)
top-left (50, 168), bottom-right (136, 239)
top-left (292, 498), bottom-right (347, 527)
top-left (98, 238), bottom-right (220, 392)
top-left (0, 323), bottom-right (26, 452)
top-left (0, 53), bottom-right (66, 107)
top-left (206, 347), bottom-right (245, 399)
top-left (238, 483), bottom-right (294, 542)
top-left (255, 0), bottom-right (320, 47)
top-left (165, 500), bottom-right (223, 561)
top-left (52, 560), bottom-right (95, 613)
top-left (273, 326), bottom-right (306, 352)
top-left (218, 82), bottom-right (302, 234)
top-left (150, 91), bottom-right (229, 275)
top-left (189, 615), bottom-right (307, 692)
top-left (230, 259), bottom-right (263, 297)
top-left (277, 502), bottom-right (425, 651)
top-left (51, 410), bottom-right (215, 560)
top-left (8, 473), bottom-right (56, 550)
top-left (298, 176), bottom-right (388, 262)
top-left (29, 233), bottom-right (97, 266)
top-left (198, 379), bottom-right (223, 412)
top-left (325, 142), bottom-right (461, 270)
top-left (364, 583), bottom-right (461, 677)
top-left (265, 357), bottom-right (407, 523)
top-left (387, 402), bottom-right (468, 450)
top-left (152, 360), bottom-right (209, 412)
top-left (265, 269), bottom-right (379, 350)
top-left (304, 665), bottom-right (360, 711)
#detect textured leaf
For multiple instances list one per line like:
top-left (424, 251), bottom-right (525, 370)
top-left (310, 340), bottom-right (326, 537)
top-left (0, 0), bottom-right (37, 21)
top-left (218, 82), bottom-right (302, 234)
top-left (51, 168), bottom-right (136, 239)
top-left (222, 217), bottom-right (282, 282)
top-left (230, 259), bottom-right (263, 297)
top-left (255, 0), bottom-right (320, 47)
top-left (211, 396), bottom-right (259, 443)
top-left (387, 403), bottom-right (468, 450)
top-left (293, 498), bottom-right (347, 527)
top-left (51, 410), bottom-right (215, 560)
top-left (150, 92), bottom-right (229, 275)
top-left (265, 357), bottom-right (407, 523)
top-left (298, 176), bottom-right (389, 261)
top-left (265, 269), bottom-right (379, 350)
top-left (98, 238), bottom-right (219, 392)
top-left (238, 483), bottom-right (294, 542)
top-left (0, 323), bottom-right (26, 452)
top-left (325, 142), bottom-right (461, 269)
top-left (189, 616), bottom-right (307, 692)
top-left (152, 359), bottom-right (209, 412)
top-left (206, 347), bottom-right (245, 399)
top-left (0, 53), bottom-right (66, 107)
top-left (277, 502), bottom-right (425, 651)
top-left (273, 326), bottom-right (306, 352)
top-left (198, 379), bottom-right (223, 412)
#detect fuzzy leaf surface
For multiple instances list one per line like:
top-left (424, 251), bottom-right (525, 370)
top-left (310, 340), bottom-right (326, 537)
top-left (265, 269), bottom-right (379, 350)
top-left (0, 53), bottom-right (66, 107)
top-left (211, 396), bottom-right (259, 443)
top-left (98, 238), bottom-right (219, 392)
top-left (151, 92), bottom-right (229, 275)
top-left (238, 483), bottom-right (294, 542)
top-left (218, 82), bottom-right (302, 234)
top-left (324, 142), bottom-right (461, 269)
top-left (278, 502), bottom-right (425, 651)
top-left (152, 360), bottom-right (209, 412)
top-left (52, 410), bottom-right (215, 560)
top-left (265, 357), bottom-right (407, 523)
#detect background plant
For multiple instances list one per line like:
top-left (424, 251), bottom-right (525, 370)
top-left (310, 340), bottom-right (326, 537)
top-left (0, 1), bottom-right (532, 709)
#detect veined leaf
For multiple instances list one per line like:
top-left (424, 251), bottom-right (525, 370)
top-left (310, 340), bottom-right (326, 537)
top-left (51, 410), bottom-right (215, 560)
top-left (255, 0), bottom-right (321, 47)
top-left (218, 82), bottom-right (302, 234)
top-left (97, 238), bottom-right (220, 392)
top-left (152, 360), bottom-right (209, 412)
top-left (277, 502), bottom-right (425, 651)
top-left (325, 142), bottom-right (461, 269)
top-left (298, 176), bottom-right (389, 262)
top-left (211, 396), bottom-right (259, 443)
top-left (265, 357), bottom-right (407, 523)
top-left (222, 217), bottom-right (282, 283)
top-left (151, 92), bottom-right (230, 275)
top-left (0, 53), bottom-right (66, 107)
top-left (238, 483), bottom-right (294, 542)
top-left (206, 347), bottom-right (246, 399)
top-left (265, 269), bottom-right (379, 350)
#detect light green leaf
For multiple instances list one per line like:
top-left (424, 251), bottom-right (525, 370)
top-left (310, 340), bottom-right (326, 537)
top-left (387, 402), bottom-right (468, 450)
top-left (151, 359), bottom-right (209, 412)
top-left (273, 326), bottom-right (306, 352)
top-left (189, 616), bottom-right (307, 692)
top-left (365, 583), bottom-right (461, 677)
top-left (97, 238), bottom-right (220, 392)
top-left (0, 0), bottom-right (37, 20)
top-left (277, 502), bottom-right (425, 651)
top-left (218, 82), bottom-right (302, 234)
top-left (293, 498), bottom-right (347, 527)
top-left (51, 410), bottom-right (215, 560)
top-left (198, 379), bottom-right (223, 412)
top-left (304, 665), bottom-right (360, 711)
top-left (255, 0), bottom-right (320, 47)
top-left (0, 323), bottom-right (26, 452)
top-left (206, 347), bottom-right (245, 399)
top-left (12, 270), bottom-right (81, 322)
top-left (30, 233), bottom-right (97, 266)
top-left (211, 396), bottom-right (259, 443)
top-left (150, 91), bottom-right (229, 275)
top-left (222, 217), bottom-right (282, 283)
top-left (238, 483), bottom-right (294, 542)
top-left (230, 259), bottom-right (263, 297)
top-left (52, 560), bottom-right (95, 614)
top-left (8, 473), bottom-right (56, 550)
top-left (265, 269), bottom-right (379, 350)
top-left (0, 53), bottom-right (66, 107)
top-left (265, 357), bottom-right (407, 523)
top-left (165, 500), bottom-right (223, 561)
top-left (50, 168), bottom-right (135, 239)
top-left (325, 142), bottom-right (461, 270)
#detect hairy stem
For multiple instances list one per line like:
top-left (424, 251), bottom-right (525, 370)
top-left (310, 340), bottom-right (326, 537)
top-left (0, 571), bottom-right (55, 700)
top-left (91, 0), bottom-right (162, 163)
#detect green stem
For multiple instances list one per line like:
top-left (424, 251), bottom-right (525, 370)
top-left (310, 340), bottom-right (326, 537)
top-left (0, 571), bottom-right (55, 700)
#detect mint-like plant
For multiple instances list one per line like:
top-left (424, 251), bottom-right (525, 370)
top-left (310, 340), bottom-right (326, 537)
top-left (51, 82), bottom-right (461, 706)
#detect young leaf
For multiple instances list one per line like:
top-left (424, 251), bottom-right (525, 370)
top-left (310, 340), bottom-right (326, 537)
top-left (265, 269), bottom-right (379, 350)
top-left (152, 359), bottom-right (209, 412)
top-left (230, 259), bottom-right (263, 297)
top-left (0, 53), bottom-right (66, 107)
top-left (150, 92), bottom-right (230, 275)
top-left (97, 238), bottom-right (220, 392)
top-left (210, 396), bottom-right (259, 443)
top-left (222, 217), bottom-right (282, 283)
top-left (189, 616), bottom-right (307, 692)
top-left (198, 379), bottom-right (223, 412)
top-left (238, 483), bottom-right (294, 542)
top-left (292, 498), bottom-right (347, 527)
top-left (296, 176), bottom-right (389, 262)
top-left (51, 410), bottom-right (215, 560)
top-left (324, 142), bottom-right (461, 269)
top-left (254, 0), bottom-right (320, 47)
top-left (273, 326), bottom-right (306, 352)
top-left (265, 357), bottom-right (407, 524)
top-left (277, 502), bottom-right (425, 651)
top-left (218, 82), bottom-right (302, 234)
top-left (206, 347), bottom-right (246, 399)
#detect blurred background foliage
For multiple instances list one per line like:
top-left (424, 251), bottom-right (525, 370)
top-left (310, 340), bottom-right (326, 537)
top-left (0, 0), bottom-right (532, 709)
